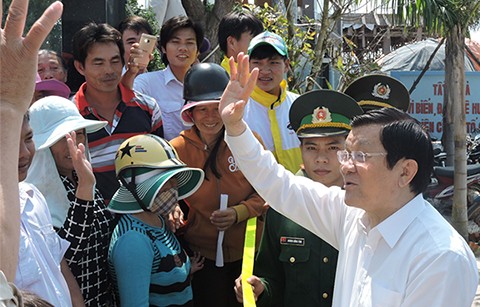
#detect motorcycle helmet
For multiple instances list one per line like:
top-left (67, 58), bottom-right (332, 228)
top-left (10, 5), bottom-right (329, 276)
top-left (181, 63), bottom-right (229, 126)
top-left (110, 134), bottom-right (204, 213)
top-left (183, 62), bottom-right (229, 102)
top-left (114, 134), bottom-right (184, 176)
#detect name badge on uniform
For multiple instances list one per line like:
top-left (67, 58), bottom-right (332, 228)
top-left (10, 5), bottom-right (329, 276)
top-left (280, 236), bottom-right (305, 246)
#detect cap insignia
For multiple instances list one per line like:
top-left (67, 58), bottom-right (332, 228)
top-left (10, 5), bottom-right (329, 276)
top-left (372, 83), bottom-right (390, 99)
top-left (311, 107), bottom-right (332, 123)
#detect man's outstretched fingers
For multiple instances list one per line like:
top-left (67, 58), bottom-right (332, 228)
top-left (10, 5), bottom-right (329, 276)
top-left (3, 0), bottom-right (28, 39)
top-left (24, 1), bottom-right (63, 52)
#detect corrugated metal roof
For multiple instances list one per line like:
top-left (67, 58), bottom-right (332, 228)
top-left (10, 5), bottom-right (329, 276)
top-left (342, 12), bottom-right (394, 28)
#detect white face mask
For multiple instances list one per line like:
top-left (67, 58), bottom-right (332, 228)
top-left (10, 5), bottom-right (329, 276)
top-left (150, 187), bottom-right (178, 217)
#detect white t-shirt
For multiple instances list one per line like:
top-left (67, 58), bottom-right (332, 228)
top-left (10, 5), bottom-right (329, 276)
top-left (225, 127), bottom-right (478, 307)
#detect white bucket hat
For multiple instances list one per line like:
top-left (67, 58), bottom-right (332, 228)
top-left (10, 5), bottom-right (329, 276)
top-left (29, 96), bottom-right (107, 150)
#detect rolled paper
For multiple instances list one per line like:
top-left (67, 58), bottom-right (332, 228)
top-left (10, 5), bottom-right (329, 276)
top-left (215, 194), bottom-right (229, 267)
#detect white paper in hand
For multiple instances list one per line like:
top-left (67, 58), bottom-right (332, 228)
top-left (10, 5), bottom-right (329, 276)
top-left (215, 194), bottom-right (228, 267)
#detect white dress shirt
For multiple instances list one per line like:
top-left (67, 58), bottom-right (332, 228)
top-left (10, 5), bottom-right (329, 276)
top-left (15, 182), bottom-right (71, 307)
top-left (225, 126), bottom-right (478, 307)
top-left (134, 65), bottom-right (189, 140)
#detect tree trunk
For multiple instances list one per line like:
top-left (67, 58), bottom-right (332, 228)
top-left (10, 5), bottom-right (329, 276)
top-left (442, 107), bottom-right (455, 166)
top-left (446, 24), bottom-right (468, 240)
top-left (182, 0), bottom-right (236, 63)
top-left (285, 0), bottom-right (297, 42)
top-left (305, 0), bottom-right (330, 91)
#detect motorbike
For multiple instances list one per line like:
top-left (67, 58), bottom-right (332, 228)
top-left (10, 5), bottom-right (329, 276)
top-left (432, 140), bottom-right (446, 167)
top-left (424, 164), bottom-right (480, 224)
top-left (467, 132), bottom-right (480, 164)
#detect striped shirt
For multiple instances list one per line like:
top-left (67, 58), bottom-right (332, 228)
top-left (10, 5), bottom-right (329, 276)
top-left (74, 83), bottom-right (163, 202)
top-left (109, 214), bottom-right (193, 306)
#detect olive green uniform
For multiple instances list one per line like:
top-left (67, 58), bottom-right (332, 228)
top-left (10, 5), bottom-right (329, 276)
top-left (254, 169), bottom-right (339, 307)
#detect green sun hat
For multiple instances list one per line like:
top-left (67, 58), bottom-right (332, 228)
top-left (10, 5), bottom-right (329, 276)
top-left (108, 167), bottom-right (204, 214)
top-left (289, 89), bottom-right (363, 138)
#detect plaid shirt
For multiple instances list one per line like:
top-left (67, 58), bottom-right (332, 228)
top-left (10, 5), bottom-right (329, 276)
top-left (58, 175), bottom-right (117, 306)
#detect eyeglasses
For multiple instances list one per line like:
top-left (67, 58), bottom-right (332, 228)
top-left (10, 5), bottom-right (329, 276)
top-left (336, 150), bottom-right (387, 164)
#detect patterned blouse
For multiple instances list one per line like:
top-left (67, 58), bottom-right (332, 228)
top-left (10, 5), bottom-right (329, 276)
top-left (58, 174), bottom-right (117, 306)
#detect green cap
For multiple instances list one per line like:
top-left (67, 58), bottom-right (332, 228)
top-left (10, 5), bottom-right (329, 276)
top-left (248, 31), bottom-right (288, 58)
top-left (344, 74), bottom-right (410, 112)
top-left (289, 90), bottom-right (363, 138)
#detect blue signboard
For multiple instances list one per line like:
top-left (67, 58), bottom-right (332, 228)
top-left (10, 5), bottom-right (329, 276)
top-left (391, 71), bottom-right (480, 139)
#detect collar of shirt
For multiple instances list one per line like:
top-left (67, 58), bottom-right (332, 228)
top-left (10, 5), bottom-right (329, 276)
top-left (163, 65), bottom-right (183, 86)
top-left (220, 56), bottom-right (232, 75)
top-left (19, 182), bottom-right (36, 214)
top-left (369, 193), bottom-right (426, 248)
top-left (74, 82), bottom-right (135, 116)
top-left (251, 79), bottom-right (288, 108)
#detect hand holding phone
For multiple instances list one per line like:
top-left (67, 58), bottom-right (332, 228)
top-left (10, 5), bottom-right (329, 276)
top-left (133, 33), bottom-right (157, 66)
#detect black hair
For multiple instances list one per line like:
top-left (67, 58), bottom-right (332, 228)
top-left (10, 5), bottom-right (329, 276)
top-left (159, 16), bottom-right (204, 66)
top-left (218, 11), bottom-right (264, 55)
top-left (202, 127), bottom-right (224, 180)
top-left (188, 106), bottom-right (224, 180)
top-left (351, 108), bottom-right (433, 194)
top-left (249, 44), bottom-right (287, 61)
top-left (117, 15), bottom-right (154, 36)
top-left (72, 22), bottom-right (125, 66)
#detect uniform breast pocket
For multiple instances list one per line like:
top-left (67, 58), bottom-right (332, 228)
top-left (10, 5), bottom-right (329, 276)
top-left (279, 247), bottom-right (311, 289)
top-left (17, 230), bottom-right (42, 287)
top-left (279, 246), bottom-right (311, 265)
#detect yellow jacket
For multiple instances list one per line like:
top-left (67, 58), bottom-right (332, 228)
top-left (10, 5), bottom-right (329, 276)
top-left (244, 81), bottom-right (302, 173)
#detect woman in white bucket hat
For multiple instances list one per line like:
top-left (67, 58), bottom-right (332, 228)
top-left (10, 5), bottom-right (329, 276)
top-left (25, 96), bottom-right (116, 306)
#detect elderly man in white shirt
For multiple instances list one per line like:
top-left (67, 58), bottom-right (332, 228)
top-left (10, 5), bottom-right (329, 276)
top-left (218, 54), bottom-right (478, 307)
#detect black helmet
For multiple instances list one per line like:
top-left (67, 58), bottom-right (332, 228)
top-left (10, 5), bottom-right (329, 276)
top-left (183, 63), bottom-right (230, 101)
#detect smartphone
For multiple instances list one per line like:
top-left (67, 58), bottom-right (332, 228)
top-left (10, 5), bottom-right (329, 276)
top-left (134, 33), bottom-right (158, 66)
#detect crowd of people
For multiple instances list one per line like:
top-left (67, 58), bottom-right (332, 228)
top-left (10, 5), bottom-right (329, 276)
top-left (0, 0), bottom-right (478, 306)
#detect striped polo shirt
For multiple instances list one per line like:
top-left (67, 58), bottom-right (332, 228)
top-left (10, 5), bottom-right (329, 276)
top-left (74, 83), bottom-right (163, 202)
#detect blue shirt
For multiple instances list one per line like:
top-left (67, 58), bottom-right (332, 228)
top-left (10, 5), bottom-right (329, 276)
top-left (108, 214), bottom-right (192, 307)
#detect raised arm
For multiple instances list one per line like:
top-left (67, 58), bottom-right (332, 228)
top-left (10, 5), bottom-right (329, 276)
top-left (218, 53), bottom-right (258, 137)
top-left (0, 0), bottom-right (62, 281)
top-left (58, 132), bottom-right (96, 263)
